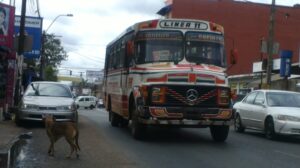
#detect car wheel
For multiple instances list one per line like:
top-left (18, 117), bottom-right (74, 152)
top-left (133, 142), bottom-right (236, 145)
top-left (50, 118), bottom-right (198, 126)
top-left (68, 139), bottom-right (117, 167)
top-left (234, 114), bottom-right (245, 133)
top-left (89, 105), bottom-right (95, 109)
top-left (76, 105), bottom-right (79, 109)
top-left (13, 113), bottom-right (24, 127)
top-left (130, 102), bottom-right (145, 140)
top-left (210, 125), bottom-right (229, 142)
top-left (265, 117), bottom-right (277, 140)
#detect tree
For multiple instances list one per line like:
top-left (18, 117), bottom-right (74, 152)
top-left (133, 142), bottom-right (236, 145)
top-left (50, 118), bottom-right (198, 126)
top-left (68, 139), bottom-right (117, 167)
top-left (44, 65), bottom-right (58, 81)
top-left (42, 31), bottom-right (68, 81)
top-left (43, 32), bottom-right (68, 67)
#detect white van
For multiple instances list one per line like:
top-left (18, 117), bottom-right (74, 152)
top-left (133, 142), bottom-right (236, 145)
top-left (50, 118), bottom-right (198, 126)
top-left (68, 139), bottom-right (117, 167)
top-left (75, 96), bottom-right (97, 109)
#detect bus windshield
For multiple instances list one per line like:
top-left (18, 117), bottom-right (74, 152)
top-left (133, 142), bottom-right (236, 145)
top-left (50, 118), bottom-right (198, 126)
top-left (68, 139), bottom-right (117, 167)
top-left (185, 32), bottom-right (226, 67)
top-left (135, 31), bottom-right (183, 64)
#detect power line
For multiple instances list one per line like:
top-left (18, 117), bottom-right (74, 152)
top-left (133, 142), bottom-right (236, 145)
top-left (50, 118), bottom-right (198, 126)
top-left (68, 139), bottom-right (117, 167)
top-left (58, 67), bottom-right (103, 70)
top-left (65, 46), bottom-right (105, 63)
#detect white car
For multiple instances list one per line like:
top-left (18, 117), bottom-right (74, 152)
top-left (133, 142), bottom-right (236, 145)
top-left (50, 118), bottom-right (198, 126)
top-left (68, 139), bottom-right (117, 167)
top-left (233, 89), bottom-right (300, 139)
top-left (75, 96), bottom-right (97, 109)
top-left (15, 81), bottom-right (78, 126)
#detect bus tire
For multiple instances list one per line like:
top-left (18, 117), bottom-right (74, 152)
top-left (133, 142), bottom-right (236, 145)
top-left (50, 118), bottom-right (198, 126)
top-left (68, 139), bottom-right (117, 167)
top-left (131, 103), bottom-right (145, 139)
top-left (120, 118), bottom-right (129, 127)
top-left (210, 125), bottom-right (229, 142)
top-left (110, 111), bottom-right (119, 127)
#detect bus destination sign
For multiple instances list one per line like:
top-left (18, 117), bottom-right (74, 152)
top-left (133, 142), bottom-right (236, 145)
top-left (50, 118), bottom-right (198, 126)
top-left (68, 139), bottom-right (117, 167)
top-left (159, 20), bottom-right (208, 30)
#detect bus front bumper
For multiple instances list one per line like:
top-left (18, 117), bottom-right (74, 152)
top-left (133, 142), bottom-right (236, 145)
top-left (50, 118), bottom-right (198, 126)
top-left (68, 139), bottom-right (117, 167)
top-left (137, 106), bottom-right (234, 126)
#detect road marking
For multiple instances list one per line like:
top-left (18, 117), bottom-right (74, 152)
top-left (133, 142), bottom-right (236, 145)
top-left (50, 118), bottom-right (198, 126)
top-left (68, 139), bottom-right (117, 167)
top-left (274, 150), bottom-right (300, 159)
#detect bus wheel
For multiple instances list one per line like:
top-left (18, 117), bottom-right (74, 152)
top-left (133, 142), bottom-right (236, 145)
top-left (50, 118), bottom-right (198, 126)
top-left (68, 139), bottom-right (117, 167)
top-left (110, 111), bottom-right (120, 127)
top-left (210, 125), bottom-right (229, 142)
top-left (120, 118), bottom-right (129, 127)
top-left (131, 103), bottom-right (145, 139)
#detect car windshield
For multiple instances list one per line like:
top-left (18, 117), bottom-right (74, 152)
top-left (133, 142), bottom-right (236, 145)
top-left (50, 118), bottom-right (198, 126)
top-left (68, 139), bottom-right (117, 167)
top-left (185, 32), bottom-right (226, 67)
top-left (135, 30), bottom-right (183, 64)
top-left (266, 92), bottom-right (300, 107)
top-left (25, 83), bottom-right (72, 98)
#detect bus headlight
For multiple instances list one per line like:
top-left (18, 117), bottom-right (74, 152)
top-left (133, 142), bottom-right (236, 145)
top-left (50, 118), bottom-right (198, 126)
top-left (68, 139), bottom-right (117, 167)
top-left (217, 88), bottom-right (230, 106)
top-left (151, 87), bottom-right (167, 104)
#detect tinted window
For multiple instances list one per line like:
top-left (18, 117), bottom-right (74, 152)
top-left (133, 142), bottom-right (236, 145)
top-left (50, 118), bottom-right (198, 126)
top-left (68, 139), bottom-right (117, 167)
top-left (244, 92), bottom-right (257, 104)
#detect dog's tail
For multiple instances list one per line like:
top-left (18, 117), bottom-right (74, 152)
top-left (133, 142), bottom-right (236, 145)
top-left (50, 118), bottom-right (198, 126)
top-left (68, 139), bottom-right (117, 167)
top-left (75, 129), bottom-right (80, 151)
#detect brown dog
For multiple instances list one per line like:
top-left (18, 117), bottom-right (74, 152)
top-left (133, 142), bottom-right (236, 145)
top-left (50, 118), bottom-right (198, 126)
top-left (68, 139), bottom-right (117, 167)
top-left (44, 115), bottom-right (80, 158)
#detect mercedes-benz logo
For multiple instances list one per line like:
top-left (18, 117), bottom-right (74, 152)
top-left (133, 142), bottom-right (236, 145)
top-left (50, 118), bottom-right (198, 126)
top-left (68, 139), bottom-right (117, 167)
top-left (186, 89), bottom-right (199, 105)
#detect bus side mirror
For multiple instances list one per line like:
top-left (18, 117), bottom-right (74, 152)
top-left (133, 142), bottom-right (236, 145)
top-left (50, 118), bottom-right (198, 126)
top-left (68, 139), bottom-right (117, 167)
top-left (230, 49), bottom-right (238, 65)
top-left (126, 41), bottom-right (134, 56)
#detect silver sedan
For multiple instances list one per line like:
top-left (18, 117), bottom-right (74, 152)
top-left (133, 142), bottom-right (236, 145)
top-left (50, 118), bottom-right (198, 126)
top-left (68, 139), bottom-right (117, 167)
top-left (14, 81), bottom-right (78, 126)
top-left (233, 89), bottom-right (300, 139)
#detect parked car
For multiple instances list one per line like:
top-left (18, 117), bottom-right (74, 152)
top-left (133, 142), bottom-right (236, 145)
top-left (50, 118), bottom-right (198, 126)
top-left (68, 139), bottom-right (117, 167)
top-left (14, 81), bottom-right (78, 126)
top-left (97, 98), bottom-right (104, 108)
top-left (233, 89), bottom-right (300, 139)
top-left (75, 96), bottom-right (97, 109)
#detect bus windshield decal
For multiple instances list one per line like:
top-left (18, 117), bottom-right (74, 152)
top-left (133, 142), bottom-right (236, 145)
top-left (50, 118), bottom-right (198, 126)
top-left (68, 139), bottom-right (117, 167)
top-left (186, 33), bottom-right (224, 44)
top-left (136, 31), bottom-right (183, 41)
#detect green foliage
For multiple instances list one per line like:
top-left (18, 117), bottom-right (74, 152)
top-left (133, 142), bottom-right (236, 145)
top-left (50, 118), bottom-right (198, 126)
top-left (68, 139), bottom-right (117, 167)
top-left (43, 32), bottom-right (68, 67)
top-left (44, 65), bottom-right (58, 81)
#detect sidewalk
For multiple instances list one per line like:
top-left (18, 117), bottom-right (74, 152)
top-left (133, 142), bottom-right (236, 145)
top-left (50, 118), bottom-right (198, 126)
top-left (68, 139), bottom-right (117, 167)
top-left (0, 120), bottom-right (25, 168)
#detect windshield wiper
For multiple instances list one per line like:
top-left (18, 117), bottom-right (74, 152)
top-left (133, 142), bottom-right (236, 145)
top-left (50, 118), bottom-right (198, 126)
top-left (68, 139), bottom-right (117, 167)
top-left (31, 84), bottom-right (40, 96)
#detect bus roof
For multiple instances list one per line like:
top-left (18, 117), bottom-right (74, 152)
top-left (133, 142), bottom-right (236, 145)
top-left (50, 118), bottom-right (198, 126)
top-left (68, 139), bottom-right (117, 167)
top-left (107, 18), bottom-right (224, 47)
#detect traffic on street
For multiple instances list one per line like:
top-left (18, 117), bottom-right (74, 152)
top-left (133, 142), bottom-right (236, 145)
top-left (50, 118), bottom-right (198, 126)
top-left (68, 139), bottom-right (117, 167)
top-left (15, 108), bottom-right (300, 168)
top-left (1, 0), bottom-right (300, 168)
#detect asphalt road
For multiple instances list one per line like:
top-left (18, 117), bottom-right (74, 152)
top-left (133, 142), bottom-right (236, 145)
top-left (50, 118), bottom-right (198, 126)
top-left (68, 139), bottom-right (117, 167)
top-left (16, 108), bottom-right (300, 168)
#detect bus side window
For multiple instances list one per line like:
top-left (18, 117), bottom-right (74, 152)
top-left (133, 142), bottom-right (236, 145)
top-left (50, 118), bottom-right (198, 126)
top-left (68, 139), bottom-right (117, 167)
top-left (120, 40), bottom-right (125, 68)
top-left (114, 43), bottom-right (121, 69)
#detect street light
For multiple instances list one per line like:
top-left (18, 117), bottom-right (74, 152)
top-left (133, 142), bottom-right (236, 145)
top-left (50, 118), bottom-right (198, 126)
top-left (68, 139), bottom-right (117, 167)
top-left (40, 14), bottom-right (73, 80)
top-left (45, 14), bottom-right (73, 33)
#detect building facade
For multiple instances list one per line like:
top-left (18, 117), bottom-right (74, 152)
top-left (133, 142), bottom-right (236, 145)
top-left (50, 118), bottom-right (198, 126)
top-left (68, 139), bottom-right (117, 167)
top-left (158, 0), bottom-right (300, 92)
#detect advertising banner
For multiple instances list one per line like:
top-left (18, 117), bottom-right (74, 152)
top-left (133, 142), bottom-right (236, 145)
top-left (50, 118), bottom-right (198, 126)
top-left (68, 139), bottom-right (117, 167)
top-left (280, 50), bottom-right (293, 77)
top-left (86, 70), bottom-right (102, 78)
top-left (14, 16), bottom-right (43, 59)
top-left (0, 3), bottom-right (15, 50)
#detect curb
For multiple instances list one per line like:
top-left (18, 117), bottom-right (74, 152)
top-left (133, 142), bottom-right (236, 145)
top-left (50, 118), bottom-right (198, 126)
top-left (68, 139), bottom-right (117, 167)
top-left (0, 133), bottom-right (29, 168)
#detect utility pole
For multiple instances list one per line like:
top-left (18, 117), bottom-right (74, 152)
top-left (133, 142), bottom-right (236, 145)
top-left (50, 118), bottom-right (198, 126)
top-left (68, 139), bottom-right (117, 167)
top-left (39, 32), bottom-right (45, 80)
top-left (266, 0), bottom-right (276, 88)
top-left (18, 0), bottom-right (27, 55)
top-left (14, 0), bottom-right (27, 106)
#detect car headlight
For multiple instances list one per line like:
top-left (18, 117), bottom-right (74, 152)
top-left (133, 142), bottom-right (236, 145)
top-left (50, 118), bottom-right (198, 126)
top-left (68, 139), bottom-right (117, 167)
top-left (57, 106), bottom-right (71, 111)
top-left (277, 115), bottom-right (300, 122)
top-left (22, 104), bottom-right (38, 110)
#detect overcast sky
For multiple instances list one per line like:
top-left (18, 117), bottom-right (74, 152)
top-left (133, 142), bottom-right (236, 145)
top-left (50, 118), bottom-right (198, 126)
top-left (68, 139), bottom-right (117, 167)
top-left (1, 0), bottom-right (299, 77)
